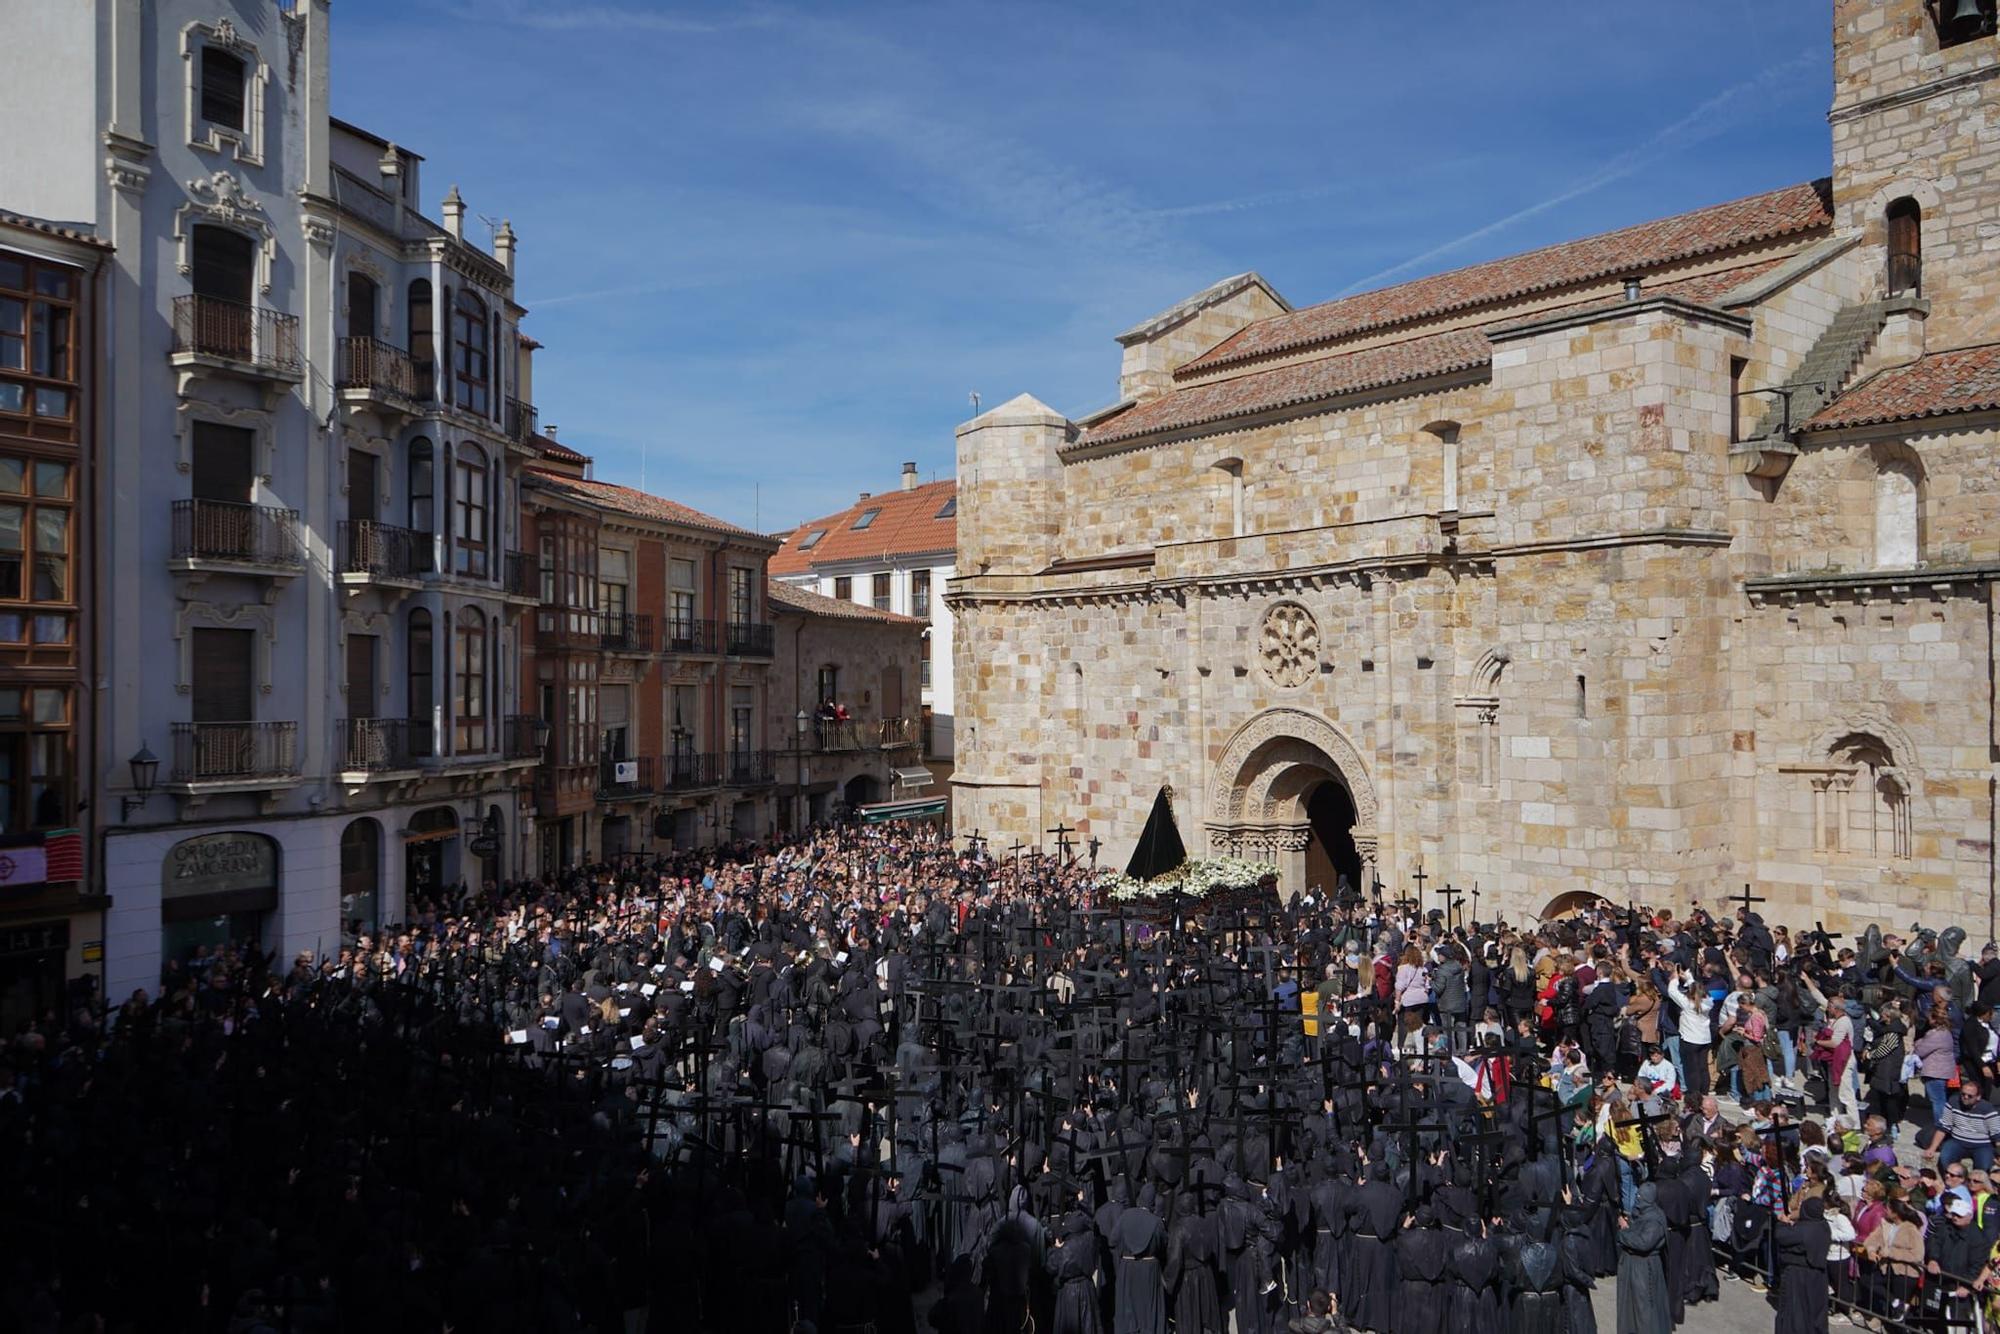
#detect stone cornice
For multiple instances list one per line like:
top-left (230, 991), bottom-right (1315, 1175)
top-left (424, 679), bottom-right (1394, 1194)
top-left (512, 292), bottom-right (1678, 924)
top-left (1743, 561), bottom-right (2000, 605)
top-left (1829, 59), bottom-right (2000, 125)
top-left (1484, 528), bottom-right (1733, 558)
top-left (1486, 297), bottom-right (1753, 344)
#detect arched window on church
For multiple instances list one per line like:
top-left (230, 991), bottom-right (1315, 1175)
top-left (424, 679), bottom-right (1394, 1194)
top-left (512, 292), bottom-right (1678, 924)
top-left (1213, 457), bottom-right (1245, 538)
top-left (1815, 734), bottom-right (1911, 860)
top-left (1886, 197), bottom-right (1922, 298)
top-left (1425, 422), bottom-right (1461, 513)
top-left (1458, 648), bottom-right (1507, 792)
top-left (1874, 452), bottom-right (1922, 569)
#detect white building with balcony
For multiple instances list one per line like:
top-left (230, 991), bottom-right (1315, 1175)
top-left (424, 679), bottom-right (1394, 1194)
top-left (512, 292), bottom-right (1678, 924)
top-left (3, 0), bottom-right (543, 1002)
top-left (770, 465), bottom-right (957, 772)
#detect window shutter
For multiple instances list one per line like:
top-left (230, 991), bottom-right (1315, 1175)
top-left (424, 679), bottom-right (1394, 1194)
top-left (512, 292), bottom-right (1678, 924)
top-left (191, 628), bottom-right (255, 722)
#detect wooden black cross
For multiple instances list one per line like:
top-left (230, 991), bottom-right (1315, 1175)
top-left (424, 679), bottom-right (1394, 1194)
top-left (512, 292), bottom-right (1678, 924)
top-left (1450, 1104), bottom-right (1510, 1220)
top-left (1410, 858), bottom-right (1430, 915)
top-left (1102, 1048), bottom-right (1155, 1108)
top-left (1438, 882), bottom-right (1467, 935)
top-left (1047, 822), bottom-right (1076, 866)
top-left (1373, 1076), bottom-right (1451, 1206)
top-left (1734, 882), bottom-right (1767, 917)
top-left (1470, 881), bottom-right (1481, 927)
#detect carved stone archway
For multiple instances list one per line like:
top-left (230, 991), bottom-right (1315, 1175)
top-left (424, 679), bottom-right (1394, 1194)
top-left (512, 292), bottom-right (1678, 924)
top-left (1207, 708), bottom-right (1379, 897)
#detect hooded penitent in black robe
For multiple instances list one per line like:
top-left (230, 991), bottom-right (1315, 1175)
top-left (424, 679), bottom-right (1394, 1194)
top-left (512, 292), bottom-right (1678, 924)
top-left (1576, 1148), bottom-right (1622, 1277)
top-left (1446, 1230), bottom-right (1504, 1334)
top-left (1558, 1225), bottom-right (1599, 1334)
top-left (1220, 1177), bottom-right (1277, 1334)
top-left (1395, 1214), bottom-right (1450, 1334)
top-left (1677, 1159), bottom-right (1718, 1307)
top-left (1615, 1185), bottom-right (1672, 1334)
top-left (1772, 1200), bottom-right (1833, 1334)
top-left (1047, 1214), bottom-right (1103, 1334)
top-left (1344, 1167), bottom-right (1402, 1334)
top-left (1650, 1169), bottom-right (1690, 1328)
top-left (1162, 1197), bottom-right (1223, 1334)
top-left (1309, 1176), bottom-right (1350, 1297)
top-left (1505, 1236), bottom-right (1565, 1334)
top-left (1112, 1206), bottom-right (1167, 1334)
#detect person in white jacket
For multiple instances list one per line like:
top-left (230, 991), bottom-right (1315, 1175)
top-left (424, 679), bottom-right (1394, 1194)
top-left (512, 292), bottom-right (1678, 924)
top-left (1667, 969), bottom-right (1715, 1101)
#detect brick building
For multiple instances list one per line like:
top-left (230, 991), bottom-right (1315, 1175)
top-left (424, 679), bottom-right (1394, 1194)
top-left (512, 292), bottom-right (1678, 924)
top-left (951, 0), bottom-right (2000, 931)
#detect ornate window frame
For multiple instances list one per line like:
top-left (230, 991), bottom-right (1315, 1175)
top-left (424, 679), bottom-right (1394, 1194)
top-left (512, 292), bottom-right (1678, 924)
top-left (174, 397), bottom-right (276, 482)
top-left (174, 170), bottom-right (276, 295)
top-left (181, 19), bottom-right (268, 167)
top-left (174, 600), bottom-right (276, 696)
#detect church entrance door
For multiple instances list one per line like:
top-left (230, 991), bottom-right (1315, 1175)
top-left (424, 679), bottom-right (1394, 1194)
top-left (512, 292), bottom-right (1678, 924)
top-left (1304, 782), bottom-right (1361, 898)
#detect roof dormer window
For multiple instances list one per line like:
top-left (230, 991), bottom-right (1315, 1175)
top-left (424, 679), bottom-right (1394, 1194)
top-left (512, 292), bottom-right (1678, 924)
top-left (935, 497), bottom-right (957, 519)
top-left (798, 528), bottom-right (828, 551)
top-left (852, 508), bottom-right (882, 531)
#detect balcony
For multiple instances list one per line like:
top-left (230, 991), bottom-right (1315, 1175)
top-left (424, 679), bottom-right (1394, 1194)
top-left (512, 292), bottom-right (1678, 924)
top-left (601, 612), bottom-right (655, 655)
top-left (169, 721), bottom-right (301, 787)
top-left (725, 621), bottom-right (775, 658)
top-left (807, 719), bottom-right (865, 753)
top-left (170, 295), bottom-right (302, 382)
top-left (504, 714), bottom-right (544, 760)
top-left (170, 500), bottom-right (304, 579)
top-left (336, 337), bottom-right (433, 412)
top-left (337, 520), bottom-right (433, 590)
top-left (661, 750), bottom-right (719, 791)
top-left (878, 716), bottom-right (919, 750)
top-left (535, 607), bottom-right (602, 652)
top-left (662, 616), bottom-right (719, 655)
top-left (597, 754), bottom-right (656, 801)
top-left (338, 717), bottom-right (417, 774)
top-left (505, 396), bottom-right (539, 442)
top-left (725, 749), bottom-right (776, 786)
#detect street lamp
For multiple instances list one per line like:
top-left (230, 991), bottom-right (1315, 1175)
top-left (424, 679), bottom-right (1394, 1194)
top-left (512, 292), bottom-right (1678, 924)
top-left (794, 709), bottom-right (809, 834)
top-left (532, 716), bottom-right (552, 752)
top-left (122, 742), bottom-right (159, 819)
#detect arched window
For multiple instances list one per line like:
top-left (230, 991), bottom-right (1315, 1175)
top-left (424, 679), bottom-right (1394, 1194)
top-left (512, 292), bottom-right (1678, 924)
top-left (346, 272), bottom-right (378, 342)
top-left (408, 279), bottom-right (434, 391)
top-left (1887, 198), bottom-right (1922, 298)
top-left (453, 289), bottom-right (489, 413)
top-left (408, 436), bottom-right (434, 536)
top-left (454, 606), bottom-right (488, 752)
top-left (1817, 734), bottom-right (1910, 860)
top-left (407, 607), bottom-right (433, 757)
top-left (453, 443), bottom-right (489, 578)
top-left (1874, 453), bottom-right (1922, 568)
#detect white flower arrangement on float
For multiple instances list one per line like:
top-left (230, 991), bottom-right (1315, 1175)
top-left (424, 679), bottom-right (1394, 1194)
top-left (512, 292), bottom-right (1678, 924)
top-left (1103, 856), bottom-right (1281, 902)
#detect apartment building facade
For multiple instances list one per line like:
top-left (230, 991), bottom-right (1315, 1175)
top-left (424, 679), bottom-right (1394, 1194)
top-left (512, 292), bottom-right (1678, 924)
top-left (0, 213), bottom-right (108, 1029)
top-left (4, 0), bottom-right (542, 1003)
top-left (521, 442), bottom-right (782, 867)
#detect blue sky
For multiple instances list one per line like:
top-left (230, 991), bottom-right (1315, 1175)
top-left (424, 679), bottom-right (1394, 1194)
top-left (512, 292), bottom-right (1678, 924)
top-left (333, 1), bottom-right (1832, 532)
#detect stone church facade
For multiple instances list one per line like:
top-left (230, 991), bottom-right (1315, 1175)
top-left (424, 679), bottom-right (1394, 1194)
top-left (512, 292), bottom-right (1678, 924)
top-left (950, 0), bottom-right (2000, 933)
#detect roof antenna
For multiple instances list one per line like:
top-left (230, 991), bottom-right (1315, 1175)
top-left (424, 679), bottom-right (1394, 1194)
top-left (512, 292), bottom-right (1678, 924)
top-left (755, 482), bottom-right (761, 532)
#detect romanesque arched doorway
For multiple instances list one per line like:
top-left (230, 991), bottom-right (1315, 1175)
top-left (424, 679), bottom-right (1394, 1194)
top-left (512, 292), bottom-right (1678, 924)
top-left (1207, 708), bottom-right (1378, 901)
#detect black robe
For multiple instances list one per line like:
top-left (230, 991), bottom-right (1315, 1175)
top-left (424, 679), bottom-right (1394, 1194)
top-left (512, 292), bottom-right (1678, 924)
top-left (1446, 1231), bottom-right (1504, 1334)
top-left (1111, 1207), bottom-right (1167, 1334)
top-left (1650, 1172), bottom-right (1691, 1327)
top-left (1614, 1190), bottom-right (1671, 1334)
top-left (1505, 1236), bottom-right (1566, 1334)
top-left (1343, 1178), bottom-right (1402, 1334)
top-left (1773, 1216), bottom-right (1832, 1334)
top-left (1163, 1207), bottom-right (1224, 1334)
top-left (1395, 1225), bottom-right (1451, 1334)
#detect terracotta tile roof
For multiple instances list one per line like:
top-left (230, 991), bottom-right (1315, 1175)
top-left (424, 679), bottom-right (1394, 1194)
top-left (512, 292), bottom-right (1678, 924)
top-left (769, 479), bottom-right (957, 575)
top-left (530, 432), bottom-right (590, 466)
top-left (1076, 328), bottom-right (1493, 449)
top-left (768, 580), bottom-right (923, 625)
top-left (524, 468), bottom-right (770, 541)
top-left (1804, 343), bottom-right (2000, 431)
top-left (1177, 179), bottom-right (1831, 377)
top-left (0, 209), bottom-right (112, 252)
top-left (1077, 261), bottom-right (1781, 451)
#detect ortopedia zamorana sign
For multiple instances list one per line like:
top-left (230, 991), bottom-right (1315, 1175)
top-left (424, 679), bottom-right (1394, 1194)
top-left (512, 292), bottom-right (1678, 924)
top-left (163, 832), bottom-right (277, 899)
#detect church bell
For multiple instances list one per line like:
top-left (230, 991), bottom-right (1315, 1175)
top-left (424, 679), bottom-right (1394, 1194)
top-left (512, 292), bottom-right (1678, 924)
top-left (1942, 0), bottom-right (1993, 42)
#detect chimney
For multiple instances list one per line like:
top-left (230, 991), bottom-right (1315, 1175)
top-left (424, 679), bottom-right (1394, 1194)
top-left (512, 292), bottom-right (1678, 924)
top-left (494, 218), bottom-right (517, 276)
top-left (544, 424), bottom-right (558, 439)
top-left (901, 461), bottom-right (918, 491)
top-left (378, 144), bottom-right (404, 230)
top-left (442, 184), bottom-right (465, 242)
top-left (859, 492), bottom-right (872, 502)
